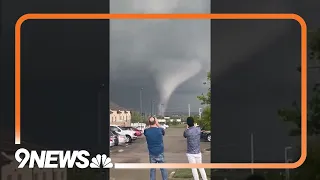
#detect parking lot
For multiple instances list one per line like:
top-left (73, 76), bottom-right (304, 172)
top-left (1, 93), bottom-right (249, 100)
top-left (109, 127), bottom-right (210, 180)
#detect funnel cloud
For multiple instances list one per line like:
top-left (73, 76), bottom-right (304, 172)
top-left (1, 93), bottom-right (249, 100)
top-left (110, 0), bottom-right (211, 112)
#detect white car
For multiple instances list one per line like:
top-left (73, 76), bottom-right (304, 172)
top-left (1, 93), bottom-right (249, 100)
top-left (110, 125), bottom-right (137, 143)
top-left (110, 137), bottom-right (115, 147)
top-left (117, 134), bottom-right (127, 145)
top-left (112, 131), bottom-right (127, 145)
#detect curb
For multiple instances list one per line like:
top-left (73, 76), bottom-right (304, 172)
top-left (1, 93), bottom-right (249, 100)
top-left (203, 148), bottom-right (211, 152)
top-left (201, 148), bottom-right (210, 153)
top-left (169, 171), bottom-right (175, 178)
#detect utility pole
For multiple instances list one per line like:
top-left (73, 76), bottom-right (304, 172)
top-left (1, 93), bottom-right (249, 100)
top-left (250, 133), bottom-right (254, 175)
top-left (199, 108), bottom-right (203, 119)
top-left (140, 88), bottom-right (143, 116)
top-left (161, 104), bottom-right (164, 116)
top-left (284, 146), bottom-right (292, 180)
top-left (188, 104), bottom-right (191, 116)
top-left (150, 100), bottom-right (154, 116)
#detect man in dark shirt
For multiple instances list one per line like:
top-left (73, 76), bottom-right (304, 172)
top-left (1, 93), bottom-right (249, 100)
top-left (183, 117), bottom-right (207, 180)
top-left (144, 116), bottom-right (168, 180)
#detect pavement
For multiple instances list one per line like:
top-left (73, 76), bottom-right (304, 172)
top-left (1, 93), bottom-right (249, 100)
top-left (109, 127), bottom-right (211, 180)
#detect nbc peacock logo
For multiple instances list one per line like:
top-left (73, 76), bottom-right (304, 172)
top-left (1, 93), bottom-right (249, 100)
top-left (90, 154), bottom-right (113, 168)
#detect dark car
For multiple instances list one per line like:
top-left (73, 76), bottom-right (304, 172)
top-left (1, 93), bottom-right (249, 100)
top-left (110, 131), bottom-right (119, 146)
top-left (200, 127), bottom-right (211, 142)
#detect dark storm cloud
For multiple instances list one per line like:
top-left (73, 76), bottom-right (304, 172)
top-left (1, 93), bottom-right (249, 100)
top-left (110, 0), bottom-right (210, 112)
top-left (109, 0), bottom-right (296, 113)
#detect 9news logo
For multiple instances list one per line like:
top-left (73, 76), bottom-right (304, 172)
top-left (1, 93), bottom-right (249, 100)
top-left (15, 148), bottom-right (113, 169)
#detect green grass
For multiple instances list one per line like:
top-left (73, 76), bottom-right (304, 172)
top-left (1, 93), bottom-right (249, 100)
top-left (173, 169), bottom-right (211, 178)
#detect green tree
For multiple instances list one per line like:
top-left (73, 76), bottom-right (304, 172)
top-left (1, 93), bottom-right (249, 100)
top-left (278, 29), bottom-right (320, 179)
top-left (293, 143), bottom-right (320, 180)
top-left (197, 71), bottom-right (211, 105)
top-left (309, 28), bottom-right (320, 61)
top-left (194, 106), bottom-right (211, 130)
top-left (171, 119), bottom-right (178, 125)
top-left (131, 111), bottom-right (143, 123)
top-left (278, 29), bottom-right (320, 136)
top-left (196, 71), bottom-right (211, 130)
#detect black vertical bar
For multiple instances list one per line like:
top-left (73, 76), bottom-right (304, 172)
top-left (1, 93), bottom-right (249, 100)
top-left (102, 1), bottom-right (110, 177)
top-left (0, 0), bottom-right (2, 40)
top-left (98, 84), bottom-right (103, 147)
top-left (98, 83), bottom-right (107, 180)
top-left (100, 20), bottom-right (110, 180)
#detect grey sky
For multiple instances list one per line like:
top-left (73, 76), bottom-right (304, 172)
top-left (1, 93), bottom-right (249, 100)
top-left (109, 0), bottom-right (294, 113)
top-left (110, 0), bottom-right (211, 113)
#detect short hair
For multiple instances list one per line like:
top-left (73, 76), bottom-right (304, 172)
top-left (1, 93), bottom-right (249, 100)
top-left (246, 174), bottom-right (265, 180)
top-left (148, 116), bottom-right (156, 125)
top-left (186, 117), bottom-right (194, 127)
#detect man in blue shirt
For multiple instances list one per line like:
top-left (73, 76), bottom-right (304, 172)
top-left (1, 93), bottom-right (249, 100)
top-left (183, 117), bottom-right (207, 180)
top-left (144, 116), bottom-right (168, 180)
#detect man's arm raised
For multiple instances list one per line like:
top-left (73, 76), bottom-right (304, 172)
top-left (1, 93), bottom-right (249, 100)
top-left (183, 124), bottom-right (189, 138)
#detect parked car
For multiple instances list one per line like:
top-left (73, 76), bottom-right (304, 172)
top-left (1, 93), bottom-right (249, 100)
top-left (110, 139), bottom-right (115, 147)
top-left (110, 132), bottom-right (115, 147)
top-left (111, 131), bottom-right (126, 145)
top-left (121, 126), bottom-right (142, 136)
top-left (135, 126), bottom-right (145, 133)
top-left (110, 125), bottom-right (137, 143)
top-left (160, 125), bottom-right (166, 130)
top-left (110, 131), bottom-right (118, 146)
top-left (200, 129), bottom-right (211, 142)
top-left (126, 127), bottom-right (142, 136)
top-left (134, 128), bottom-right (143, 136)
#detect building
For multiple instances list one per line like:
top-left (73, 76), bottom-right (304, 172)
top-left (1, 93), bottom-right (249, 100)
top-left (157, 119), bottom-right (166, 123)
top-left (0, 130), bottom-right (67, 180)
top-left (157, 117), bottom-right (182, 123)
top-left (110, 102), bottom-right (132, 126)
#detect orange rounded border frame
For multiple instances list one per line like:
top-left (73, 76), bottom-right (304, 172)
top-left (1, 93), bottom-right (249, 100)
top-left (15, 13), bottom-right (307, 169)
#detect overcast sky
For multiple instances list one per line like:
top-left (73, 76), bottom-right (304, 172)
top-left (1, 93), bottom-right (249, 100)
top-left (108, 0), bottom-right (319, 114)
top-left (109, 0), bottom-right (210, 113)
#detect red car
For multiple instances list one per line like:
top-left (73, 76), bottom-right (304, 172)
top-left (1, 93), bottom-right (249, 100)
top-left (132, 127), bottom-right (142, 136)
top-left (120, 126), bottom-right (143, 137)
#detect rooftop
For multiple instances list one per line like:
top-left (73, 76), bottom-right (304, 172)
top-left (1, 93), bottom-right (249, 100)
top-left (110, 101), bottom-right (129, 111)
